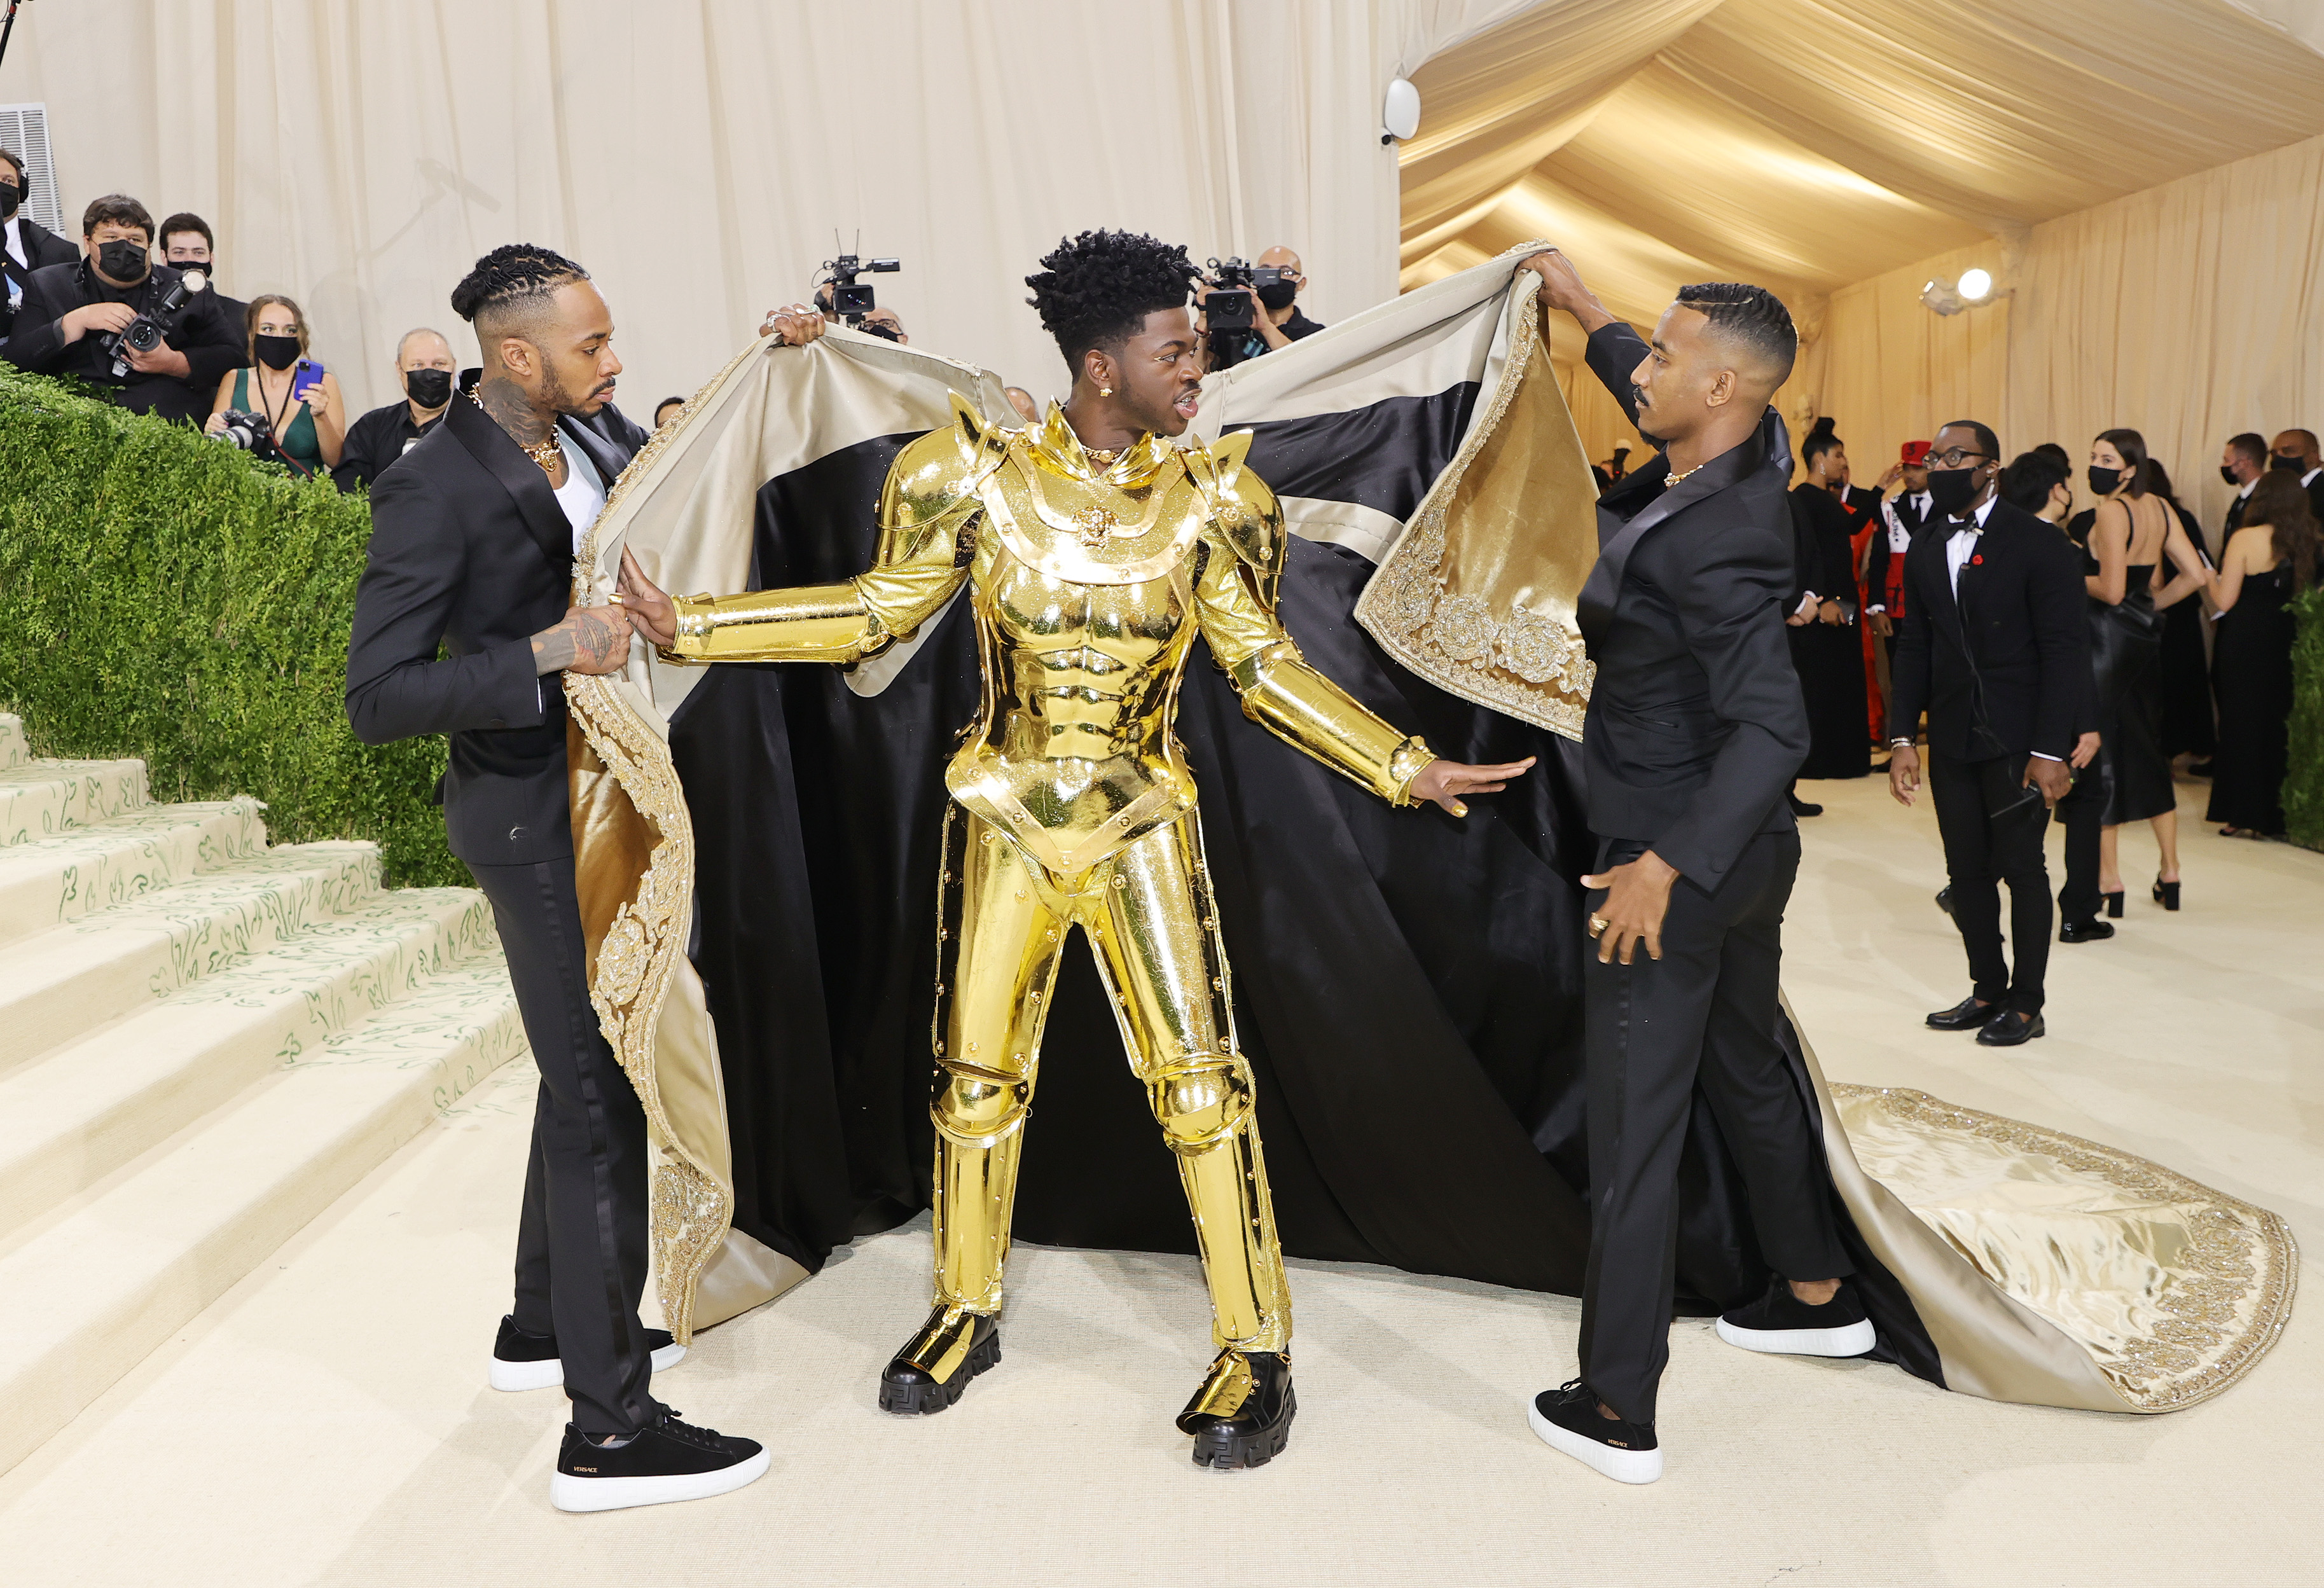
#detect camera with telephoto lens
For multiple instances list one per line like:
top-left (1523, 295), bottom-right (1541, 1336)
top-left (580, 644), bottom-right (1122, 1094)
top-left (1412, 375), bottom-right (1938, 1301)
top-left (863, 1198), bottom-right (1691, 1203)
top-left (822, 251), bottom-right (901, 324)
top-left (1203, 256), bottom-right (1258, 333)
top-left (102, 273), bottom-right (196, 380)
top-left (211, 409), bottom-right (278, 459)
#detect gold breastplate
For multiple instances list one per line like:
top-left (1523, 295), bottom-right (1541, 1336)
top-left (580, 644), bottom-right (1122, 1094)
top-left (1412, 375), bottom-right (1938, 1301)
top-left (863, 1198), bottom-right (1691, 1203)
top-left (944, 445), bottom-right (1215, 878)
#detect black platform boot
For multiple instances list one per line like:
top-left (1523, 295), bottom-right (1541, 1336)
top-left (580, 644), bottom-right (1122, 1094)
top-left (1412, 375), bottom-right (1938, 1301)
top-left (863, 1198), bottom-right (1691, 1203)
top-left (877, 1305), bottom-right (1001, 1414)
top-left (1177, 1348), bottom-right (1296, 1470)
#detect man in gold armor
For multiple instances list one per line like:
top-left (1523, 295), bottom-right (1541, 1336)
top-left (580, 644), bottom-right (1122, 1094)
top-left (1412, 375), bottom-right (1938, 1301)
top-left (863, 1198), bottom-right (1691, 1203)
top-left (618, 231), bottom-right (1530, 1468)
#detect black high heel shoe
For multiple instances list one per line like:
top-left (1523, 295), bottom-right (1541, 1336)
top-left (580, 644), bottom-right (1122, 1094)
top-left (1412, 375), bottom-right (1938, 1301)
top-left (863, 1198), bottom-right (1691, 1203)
top-left (2102, 890), bottom-right (2124, 919)
top-left (2152, 876), bottom-right (2180, 912)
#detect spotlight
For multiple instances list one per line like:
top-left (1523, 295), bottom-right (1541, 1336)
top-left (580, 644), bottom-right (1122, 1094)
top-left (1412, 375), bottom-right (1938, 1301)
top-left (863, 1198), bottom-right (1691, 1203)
top-left (1382, 77), bottom-right (1420, 144)
top-left (1957, 268), bottom-right (1994, 303)
top-left (1919, 278), bottom-right (1965, 316)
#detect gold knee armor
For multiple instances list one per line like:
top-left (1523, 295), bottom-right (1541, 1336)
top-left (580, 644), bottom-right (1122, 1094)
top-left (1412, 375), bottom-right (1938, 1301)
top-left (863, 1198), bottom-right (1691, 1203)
top-left (660, 395), bottom-right (1441, 1362)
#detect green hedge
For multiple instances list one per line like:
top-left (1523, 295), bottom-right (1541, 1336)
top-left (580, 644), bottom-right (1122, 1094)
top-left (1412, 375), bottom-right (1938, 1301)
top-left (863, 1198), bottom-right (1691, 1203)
top-left (0, 366), bottom-right (459, 885)
top-left (2290, 586), bottom-right (2324, 852)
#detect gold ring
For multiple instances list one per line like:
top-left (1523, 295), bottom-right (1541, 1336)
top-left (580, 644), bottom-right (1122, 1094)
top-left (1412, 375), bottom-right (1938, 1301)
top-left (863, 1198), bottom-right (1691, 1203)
top-left (1588, 915), bottom-right (1609, 937)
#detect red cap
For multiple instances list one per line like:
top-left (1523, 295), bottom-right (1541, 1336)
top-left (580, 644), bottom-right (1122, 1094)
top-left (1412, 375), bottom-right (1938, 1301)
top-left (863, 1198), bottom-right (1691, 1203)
top-left (1901, 440), bottom-right (1932, 466)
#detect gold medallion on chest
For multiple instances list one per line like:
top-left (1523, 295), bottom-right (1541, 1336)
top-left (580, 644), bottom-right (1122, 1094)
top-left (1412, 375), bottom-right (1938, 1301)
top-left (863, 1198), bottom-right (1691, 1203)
top-left (1072, 505), bottom-right (1123, 548)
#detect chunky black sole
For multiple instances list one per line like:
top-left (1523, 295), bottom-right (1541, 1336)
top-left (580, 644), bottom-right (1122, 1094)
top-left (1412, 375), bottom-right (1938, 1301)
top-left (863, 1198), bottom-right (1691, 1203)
top-left (876, 1329), bottom-right (1000, 1415)
top-left (1189, 1385), bottom-right (1296, 1470)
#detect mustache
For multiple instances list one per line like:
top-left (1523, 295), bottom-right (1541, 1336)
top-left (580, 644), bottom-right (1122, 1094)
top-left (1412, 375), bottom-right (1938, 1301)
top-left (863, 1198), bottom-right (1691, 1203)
top-left (1630, 383), bottom-right (1651, 408)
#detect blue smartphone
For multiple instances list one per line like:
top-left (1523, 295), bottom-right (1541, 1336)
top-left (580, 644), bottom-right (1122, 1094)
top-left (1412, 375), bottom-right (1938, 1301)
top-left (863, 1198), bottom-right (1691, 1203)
top-left (291, 357), bottom-right (325, 403)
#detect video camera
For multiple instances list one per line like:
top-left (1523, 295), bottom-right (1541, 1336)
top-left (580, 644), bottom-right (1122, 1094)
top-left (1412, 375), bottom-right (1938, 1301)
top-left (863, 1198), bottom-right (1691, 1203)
top-left (822, 249), bottom-right (900, 325)
top-left (102, 266), bottom-right (204, 380)
top-left (1200, 257), bottom-right (1299, 369)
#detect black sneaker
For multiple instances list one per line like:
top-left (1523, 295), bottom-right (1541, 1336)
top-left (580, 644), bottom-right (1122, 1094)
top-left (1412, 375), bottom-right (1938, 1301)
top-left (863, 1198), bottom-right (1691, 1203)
top-left (1526, 1380), bottom-right (1661, 1484)
top-left (1715, 1277), bottom-right (1875, 1358)
top-left (550, 1407), bottom-right (768, 1513)
top-left (489, 1314), bottom-right (686, 1393)
top-left (1787, 792), bottom-right (1823, 817)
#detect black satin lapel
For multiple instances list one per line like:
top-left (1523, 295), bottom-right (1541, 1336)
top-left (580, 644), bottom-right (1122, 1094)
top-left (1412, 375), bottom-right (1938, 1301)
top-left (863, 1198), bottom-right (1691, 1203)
top-left (560, 413), bottom-right (634, 494)
top-left (1578, 455), bottom-right (1734, 646)
top-left (448, 396), bottom-right (572, 579)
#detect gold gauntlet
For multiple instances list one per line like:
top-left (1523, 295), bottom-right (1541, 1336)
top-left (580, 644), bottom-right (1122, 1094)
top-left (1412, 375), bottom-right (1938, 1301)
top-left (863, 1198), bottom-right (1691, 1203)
top-left (1228, 638), bottom-right (1434, 806)
top-left (661, 582), bottom-right (890, 665)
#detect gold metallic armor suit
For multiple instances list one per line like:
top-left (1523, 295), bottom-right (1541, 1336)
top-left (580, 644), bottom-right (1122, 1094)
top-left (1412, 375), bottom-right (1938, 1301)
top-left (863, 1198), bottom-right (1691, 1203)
top-left (660, 396), bottom-right (1434, 1446)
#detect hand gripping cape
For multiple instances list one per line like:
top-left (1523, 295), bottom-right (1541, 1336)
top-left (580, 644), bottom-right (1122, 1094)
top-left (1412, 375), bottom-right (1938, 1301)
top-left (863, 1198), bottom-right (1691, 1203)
top-left (562, 247), bottom-right (2290, 1413)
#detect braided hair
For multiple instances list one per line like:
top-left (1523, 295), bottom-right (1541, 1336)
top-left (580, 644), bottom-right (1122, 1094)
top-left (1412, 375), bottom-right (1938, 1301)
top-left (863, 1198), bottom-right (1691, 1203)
top-left (450, 242), bottom-right (590, 335)
top-left (1024, 230), bottom-right (1197, 373)
top-left (1673, 280), bottom-right (1797, 383)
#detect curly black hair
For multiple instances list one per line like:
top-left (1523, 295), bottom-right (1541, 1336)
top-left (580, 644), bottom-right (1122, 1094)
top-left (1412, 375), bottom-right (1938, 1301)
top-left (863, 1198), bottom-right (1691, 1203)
top-left (1024, 229), bottom-right (1197, 372)
top-left (1675, 280), bottom-right (1797, 382)
top-left (450, 242), bottom-right (590, 331)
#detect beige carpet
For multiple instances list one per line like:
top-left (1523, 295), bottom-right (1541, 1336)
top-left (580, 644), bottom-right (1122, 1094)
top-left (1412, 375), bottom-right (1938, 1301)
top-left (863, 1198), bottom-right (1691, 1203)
top-left (3, 773), bottom-right (2316, 1587)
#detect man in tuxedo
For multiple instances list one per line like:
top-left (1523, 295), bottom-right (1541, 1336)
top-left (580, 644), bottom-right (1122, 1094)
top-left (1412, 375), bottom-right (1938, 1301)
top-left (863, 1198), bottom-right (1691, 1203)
top-left (2220, 432), bottom-right (2267, 537)
top-left (1519, 251), bottom-right (1868, 1487)
top-left (1888, 420), bottom-right (2086, 1047)
top-left (0, 148), bottom-right (76, 340)
top-left (347, 243), bottom-right (821, 1513)
top-left (2267, 428), bottom-right (2324, 527)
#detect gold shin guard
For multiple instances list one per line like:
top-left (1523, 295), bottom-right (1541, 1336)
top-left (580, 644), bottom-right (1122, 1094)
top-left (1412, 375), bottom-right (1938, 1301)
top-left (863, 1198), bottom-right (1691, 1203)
top-left (928, 807), bottom-right (1291, 1353)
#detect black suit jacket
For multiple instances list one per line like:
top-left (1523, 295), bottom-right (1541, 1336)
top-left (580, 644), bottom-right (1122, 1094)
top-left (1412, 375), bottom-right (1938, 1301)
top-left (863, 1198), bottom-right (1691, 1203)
top-left (1888, 499), bottom-right (2087, 763)
top-left (1, 216), bottom-right (78, 336)
top-left (3, 259), bottom-right (242, 422)
top-left (345, 394), bottom-right (649, 866)
top-left (1865, 490), bottom-right (1933, 614)
top-left (1575, 322), bottom-right (1808, 887)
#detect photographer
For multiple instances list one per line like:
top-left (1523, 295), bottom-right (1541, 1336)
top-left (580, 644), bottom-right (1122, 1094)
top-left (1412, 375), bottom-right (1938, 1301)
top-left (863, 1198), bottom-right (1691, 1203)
top-left (3, 194), bottom-right (242, 422)
top-left (812, 280), bottom-right (909, 343)
top-left (158, 212), bottom-right (252, 394)
top-left (1, 148), bottom-right (77, 341)
top-left (203, 293), bottom-right (344, 476)
top-left (335, 327), bottom-right (457, 492)
top-left (1195, 245), bottom-right (1322, 369)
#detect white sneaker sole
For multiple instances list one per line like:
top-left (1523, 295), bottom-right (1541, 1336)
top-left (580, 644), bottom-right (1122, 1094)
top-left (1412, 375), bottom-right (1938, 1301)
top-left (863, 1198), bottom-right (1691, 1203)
top-left (1526, 1397), bottom-right (1663, 1485)
top-left (550, 1446), bottom-right (770, 1514)
top-left (488, 1341), bottom-right (688, 1393)
top-left (1715, 1316), bottom-right (1876, 1357)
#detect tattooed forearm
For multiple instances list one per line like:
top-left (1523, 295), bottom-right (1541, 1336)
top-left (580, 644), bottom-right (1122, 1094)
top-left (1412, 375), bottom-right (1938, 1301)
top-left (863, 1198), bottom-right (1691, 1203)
top-left (532, 607), bottom-right (632, 675)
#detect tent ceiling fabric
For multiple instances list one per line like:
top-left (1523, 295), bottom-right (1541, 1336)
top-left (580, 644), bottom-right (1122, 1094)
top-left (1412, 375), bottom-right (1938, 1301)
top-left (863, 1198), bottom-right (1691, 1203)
top-left (1404, 0), bottom-right (2324, 331)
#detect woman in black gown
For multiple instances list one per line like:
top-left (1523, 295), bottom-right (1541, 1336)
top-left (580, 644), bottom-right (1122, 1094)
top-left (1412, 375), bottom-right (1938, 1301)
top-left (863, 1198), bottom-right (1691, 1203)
top-left (2207, 472), bottom-right (2321, 836)
top-left (1788, 418), bottom-right (1870, 782)
top-left (2143, 459), bottom-right (2218, 764)
top-left (2077, 430), bottom-right (2213, 913)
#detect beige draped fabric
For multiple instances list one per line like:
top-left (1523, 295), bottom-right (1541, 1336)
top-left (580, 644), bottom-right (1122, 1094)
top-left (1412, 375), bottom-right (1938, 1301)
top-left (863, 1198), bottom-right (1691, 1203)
top-left (6, 0), bottom-right (1533, 419)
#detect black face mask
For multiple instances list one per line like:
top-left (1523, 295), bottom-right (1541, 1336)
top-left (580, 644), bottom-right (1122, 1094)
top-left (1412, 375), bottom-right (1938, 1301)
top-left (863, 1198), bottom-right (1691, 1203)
top-left (2220, 465), bottom-right (2241, 486)
top-left (254, 333), bottom-right (302, 371)
top-left (2271, 453), bottom-right (2305, 472)
top-left (1926, 466), bottom-right (1982, 518)
top-left (96, 238), bottom-right (149, 282)
top-left (404, 367), bottom-right (453, 408)
top-left (2087, 464), bottom-right (2122, 495)
top-left (0, 182), bottom-right (19, 217)
top-left (1255, 279), bottom-right (1297, 312)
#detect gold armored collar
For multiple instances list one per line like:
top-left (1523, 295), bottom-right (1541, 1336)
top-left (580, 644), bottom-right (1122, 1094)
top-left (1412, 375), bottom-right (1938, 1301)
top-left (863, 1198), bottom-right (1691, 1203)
top-left (983, 404), bottom-right (1198, 586)
top-left (1023, 401), bottom-right (1175, 488)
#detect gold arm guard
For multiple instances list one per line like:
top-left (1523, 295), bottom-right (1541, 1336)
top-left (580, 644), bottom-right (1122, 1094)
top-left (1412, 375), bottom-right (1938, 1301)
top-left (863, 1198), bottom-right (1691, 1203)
top-left (660, 394), bottom-right (1000, 666)
top-left (1229, 638), bottom-right (1434, 806)
top-left (1186, 430), bottom-right (1288, 611)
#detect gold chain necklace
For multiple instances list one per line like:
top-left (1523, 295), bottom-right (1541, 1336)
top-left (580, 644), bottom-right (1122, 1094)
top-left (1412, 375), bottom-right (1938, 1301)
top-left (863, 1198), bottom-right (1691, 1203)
top-left (469, 389), bottom-right (564, 477)
top-left (1664, 460), bottom-right (1701, 487)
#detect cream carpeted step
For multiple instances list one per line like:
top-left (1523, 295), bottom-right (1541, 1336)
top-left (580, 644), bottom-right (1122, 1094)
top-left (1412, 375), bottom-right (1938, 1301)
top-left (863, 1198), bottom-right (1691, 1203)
top-left (0, 756), bottom-right (150, 847)
top-left (0, 885), bottom-right (500, 1234)
top-left (0, 714), bottom-right (26, 770)
top-left (0, 956), bottom-right (525, 1479)
top-left (0, 842), bottom-right (382, 1076)
top-left (0, 798), bottom-right (270, 950)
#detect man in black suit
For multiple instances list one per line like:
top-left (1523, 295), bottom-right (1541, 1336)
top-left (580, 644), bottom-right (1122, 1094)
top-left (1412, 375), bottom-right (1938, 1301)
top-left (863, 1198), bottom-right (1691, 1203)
top-left (2220, 432), bottom-right (2267, 539)
top-left (347, 243), bottom-right (820, 1513)
top-left (2267, 428), bottom-right (2324, 527)
top-left (1888, 420), bottom-right (2086, 1047)
top-left (2, 193), bottom-right (242, 422)
top-left (1519, 251), bottom-right (1867, 1487)
top-left (0, 148), bottom-right (78, 341)
top-left (156, 212), bottom-right (253, 400)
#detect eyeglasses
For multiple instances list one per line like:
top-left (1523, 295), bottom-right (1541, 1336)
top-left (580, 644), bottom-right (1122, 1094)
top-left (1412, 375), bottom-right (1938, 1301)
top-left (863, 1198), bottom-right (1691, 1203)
top-left (1928, 447), bottom-right (1991, 469)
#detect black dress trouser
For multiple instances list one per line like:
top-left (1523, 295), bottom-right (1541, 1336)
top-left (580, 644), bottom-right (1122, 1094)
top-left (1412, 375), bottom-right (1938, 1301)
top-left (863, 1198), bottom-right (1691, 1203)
top-left (1577, 830), bottom-right (1851, 1426)
top-left (469, 855), bottom-right (658, 1435)
top-left (1926, 749), bottom-right (2052, 1013)
top-left (2054, 763), bottom-right (2104, 925)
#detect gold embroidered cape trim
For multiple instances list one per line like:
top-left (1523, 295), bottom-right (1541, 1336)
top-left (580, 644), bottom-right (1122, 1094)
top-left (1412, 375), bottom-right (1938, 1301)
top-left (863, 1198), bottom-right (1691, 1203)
top-left (1833, 1083), bottom-right (2298, 1411)
top-left (1353, 264), bottom-right (1595, 742)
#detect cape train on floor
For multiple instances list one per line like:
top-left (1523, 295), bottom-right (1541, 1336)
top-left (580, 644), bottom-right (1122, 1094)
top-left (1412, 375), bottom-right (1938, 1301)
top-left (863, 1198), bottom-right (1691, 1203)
top-left (555, 247), bottom-right (2292, 1416)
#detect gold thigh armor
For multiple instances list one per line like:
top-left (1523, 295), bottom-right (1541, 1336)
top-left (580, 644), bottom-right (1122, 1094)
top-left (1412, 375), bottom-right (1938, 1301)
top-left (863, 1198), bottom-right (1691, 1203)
top-left (928, 804), bottom-right (1290, 1353)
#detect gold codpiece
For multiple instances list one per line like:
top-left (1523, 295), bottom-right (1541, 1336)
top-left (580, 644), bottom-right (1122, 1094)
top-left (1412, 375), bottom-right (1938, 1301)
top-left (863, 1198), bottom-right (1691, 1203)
top-left (660, 394), bottom-right (1437, 1360)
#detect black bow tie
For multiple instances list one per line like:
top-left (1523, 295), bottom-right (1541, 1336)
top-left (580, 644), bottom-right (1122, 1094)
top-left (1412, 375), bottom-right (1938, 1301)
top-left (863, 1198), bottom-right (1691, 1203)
top-left (1949, 518), bottom-right (1981, 533)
